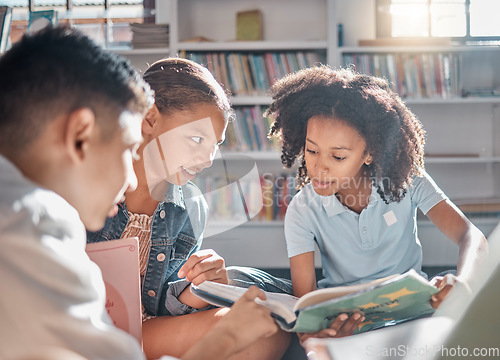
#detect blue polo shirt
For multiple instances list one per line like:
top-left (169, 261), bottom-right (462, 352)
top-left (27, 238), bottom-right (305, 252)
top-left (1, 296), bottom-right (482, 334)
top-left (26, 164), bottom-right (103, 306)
top-left (284, 171), bottom-right (448, 289)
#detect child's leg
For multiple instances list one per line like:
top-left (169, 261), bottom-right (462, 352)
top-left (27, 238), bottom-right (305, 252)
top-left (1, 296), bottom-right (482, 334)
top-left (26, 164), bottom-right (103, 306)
top-left (227, 266), bottom-right (293, 294)
top-left (142, 307), bottom-right (290, 360)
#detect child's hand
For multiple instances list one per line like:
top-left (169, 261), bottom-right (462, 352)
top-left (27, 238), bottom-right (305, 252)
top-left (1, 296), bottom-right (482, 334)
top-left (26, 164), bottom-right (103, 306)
top-left (215, 286), bottom-right (278, 350)
top-left (297, 313), bottom-right (365, 346)
top-left (430, 273), bottom-right (461, 308)
top-left (177, 249), bottom-right (228, 286)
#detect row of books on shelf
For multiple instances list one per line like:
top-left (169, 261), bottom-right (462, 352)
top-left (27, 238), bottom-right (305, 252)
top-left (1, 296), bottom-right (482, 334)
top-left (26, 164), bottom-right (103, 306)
top-left (342, 53), bottom-right (462, 99)
top-left (222, 105), bottom-right (277, 152)
top-left (187, 51), bottom-right (325, 96)
top-left (195, 173), bottom-right (297, 222)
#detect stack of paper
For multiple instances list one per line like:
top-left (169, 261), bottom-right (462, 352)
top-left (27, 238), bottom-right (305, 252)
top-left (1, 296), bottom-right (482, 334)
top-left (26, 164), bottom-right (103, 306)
top-left (130, 23), bottom-right (169, 49)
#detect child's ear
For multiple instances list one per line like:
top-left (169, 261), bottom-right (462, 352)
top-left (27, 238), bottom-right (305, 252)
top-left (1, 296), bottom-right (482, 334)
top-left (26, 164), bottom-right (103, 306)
top-left (142, 104), bottom-right (160, 135)
top-left (65, 108), bottom-right (96, 163)
top-left (365, 154), bottom-right (373, 166)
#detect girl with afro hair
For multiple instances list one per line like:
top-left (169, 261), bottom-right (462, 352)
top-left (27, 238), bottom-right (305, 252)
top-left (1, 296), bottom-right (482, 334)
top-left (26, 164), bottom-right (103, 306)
top-left (267, 65), bottom-right (488, 342)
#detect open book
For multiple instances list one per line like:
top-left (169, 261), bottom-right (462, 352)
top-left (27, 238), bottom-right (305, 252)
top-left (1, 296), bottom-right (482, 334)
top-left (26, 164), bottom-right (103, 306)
top-left (191, 270), bottom-right (438, 334)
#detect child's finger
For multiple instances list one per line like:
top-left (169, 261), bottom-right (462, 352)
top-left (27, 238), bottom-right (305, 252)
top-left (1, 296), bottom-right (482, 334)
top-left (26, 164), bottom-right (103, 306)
top-left (241, 285), bottom-right (267, 302)
top-left (189, 267), bottom-right (227, 285)
top-left (183, 255), bottom-right (226, 283)
top-left (430, 284), bottom-right (453, 308)
top-left (429, 275), bottom-right (443, 287)
top-left (337, 313), bottom-right (365, 337)
top-left (177, 250), bottom-right (216, 278)
top-left (326, 313), bottom-right (349, 334)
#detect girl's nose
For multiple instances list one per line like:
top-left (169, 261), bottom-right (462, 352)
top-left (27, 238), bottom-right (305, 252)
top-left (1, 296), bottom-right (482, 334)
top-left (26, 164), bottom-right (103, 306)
top-left (195, 144), bottom-right (218, 170)
top-left (316, 155), bottom-right (329, 173)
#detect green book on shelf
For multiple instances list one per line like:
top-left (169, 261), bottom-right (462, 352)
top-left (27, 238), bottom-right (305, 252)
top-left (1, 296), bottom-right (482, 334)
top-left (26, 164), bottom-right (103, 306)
top-left (236, 9), bottom-right (263, 41)
top-left (191, 269), bottom-right (438, 334)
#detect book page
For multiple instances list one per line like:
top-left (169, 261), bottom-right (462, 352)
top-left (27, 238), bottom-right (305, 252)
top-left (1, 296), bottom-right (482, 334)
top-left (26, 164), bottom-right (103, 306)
top-left (192, 281), bottom-right (299, 324)
top-left (296, 274), bottom-right (398, 310)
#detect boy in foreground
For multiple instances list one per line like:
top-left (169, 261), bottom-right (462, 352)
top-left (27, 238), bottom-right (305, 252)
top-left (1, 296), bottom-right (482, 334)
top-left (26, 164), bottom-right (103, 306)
top-left (0, 26), bottom-right (279, 360)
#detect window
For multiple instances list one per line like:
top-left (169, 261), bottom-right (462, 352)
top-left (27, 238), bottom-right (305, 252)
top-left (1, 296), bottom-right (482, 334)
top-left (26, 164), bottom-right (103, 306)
top-left (1, 0), bottom-right (154, 47)
top-left (377, 0), bottom-right (500, 42)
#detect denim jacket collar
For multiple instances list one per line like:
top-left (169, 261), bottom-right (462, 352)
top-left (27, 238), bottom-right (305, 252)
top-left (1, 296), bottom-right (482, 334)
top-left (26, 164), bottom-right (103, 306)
top-left (121, 184), bottom-right (186, 212)
top-left (164, 184), bottom-right (185, 210)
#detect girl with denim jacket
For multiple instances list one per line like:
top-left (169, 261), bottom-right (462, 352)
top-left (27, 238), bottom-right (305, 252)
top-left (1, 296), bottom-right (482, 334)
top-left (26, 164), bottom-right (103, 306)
top-left (87, 58), bottom-right (294, 360)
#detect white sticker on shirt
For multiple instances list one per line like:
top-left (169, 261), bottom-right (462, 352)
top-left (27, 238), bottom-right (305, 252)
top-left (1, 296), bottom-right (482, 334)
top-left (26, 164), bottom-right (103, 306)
top-left (384, 210), bottom-right (397, 227)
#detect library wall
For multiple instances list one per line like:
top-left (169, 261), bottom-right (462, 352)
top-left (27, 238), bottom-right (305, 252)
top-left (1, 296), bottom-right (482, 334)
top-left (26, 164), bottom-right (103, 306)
top-left (121, 0), bottom-right (500, 270)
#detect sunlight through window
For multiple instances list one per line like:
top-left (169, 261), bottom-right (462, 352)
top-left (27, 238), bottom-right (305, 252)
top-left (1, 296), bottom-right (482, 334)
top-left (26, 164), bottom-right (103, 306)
top-left (388, 0), bottom-right (500, 39)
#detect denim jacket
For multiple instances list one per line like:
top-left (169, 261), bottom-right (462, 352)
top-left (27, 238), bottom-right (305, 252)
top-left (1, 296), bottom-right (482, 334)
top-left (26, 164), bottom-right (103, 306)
top-left (87, 182), bottom-right (208, 316)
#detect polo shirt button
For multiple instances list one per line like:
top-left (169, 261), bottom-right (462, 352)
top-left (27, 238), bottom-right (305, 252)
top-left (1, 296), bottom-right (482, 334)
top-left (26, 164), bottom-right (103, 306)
top-left (362, 227), bottom-right (367, 233)
top-left (157, 253), bottom-right (166, 261)
top-left (159, 210), bottom-right (166, 219)
top-left (148, 290), bottom-right (156, 297)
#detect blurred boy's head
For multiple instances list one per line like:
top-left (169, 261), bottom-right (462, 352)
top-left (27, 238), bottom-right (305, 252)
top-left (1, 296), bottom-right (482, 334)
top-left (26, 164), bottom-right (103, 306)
top-left (0, 26), bottom-right (154, 230)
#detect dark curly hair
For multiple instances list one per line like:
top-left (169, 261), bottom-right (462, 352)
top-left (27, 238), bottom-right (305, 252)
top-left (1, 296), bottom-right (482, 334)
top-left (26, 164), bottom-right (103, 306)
top-left (266, 66), bottom-right (426, 203)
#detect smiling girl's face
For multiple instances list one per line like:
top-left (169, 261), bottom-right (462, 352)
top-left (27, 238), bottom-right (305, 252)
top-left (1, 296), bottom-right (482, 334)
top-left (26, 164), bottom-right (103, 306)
top-left (143, 103), bottom-right (227, 189)
top-left (304, 115), bottom-right (372, 197)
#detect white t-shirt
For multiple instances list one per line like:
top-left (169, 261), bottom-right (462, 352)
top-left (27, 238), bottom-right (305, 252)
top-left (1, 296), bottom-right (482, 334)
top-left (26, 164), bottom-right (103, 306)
top-left (0, 155), bottom-right (145, 360)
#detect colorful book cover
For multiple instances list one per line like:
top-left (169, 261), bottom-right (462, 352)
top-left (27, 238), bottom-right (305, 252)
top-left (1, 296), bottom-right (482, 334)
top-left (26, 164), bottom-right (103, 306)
top-left (192, 270), bottom-right (438, 334)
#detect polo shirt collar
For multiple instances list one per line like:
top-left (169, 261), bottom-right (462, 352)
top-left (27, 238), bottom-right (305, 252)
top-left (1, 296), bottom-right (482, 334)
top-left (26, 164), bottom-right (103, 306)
top-left (322, 195), bottom-right (347, 217)
top-left (321, 184), bottom-right (379, 217)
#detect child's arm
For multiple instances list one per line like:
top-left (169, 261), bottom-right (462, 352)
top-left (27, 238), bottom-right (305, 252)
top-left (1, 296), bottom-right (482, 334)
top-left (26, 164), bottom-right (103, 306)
top-left (426, 199), bottom-right (489, 307)
top-left (177, 249), bottom-right (229, 309)
top-left (290, 251), bottom-right (317, 297)
top-left (290, 252), bottom-right (366, 344)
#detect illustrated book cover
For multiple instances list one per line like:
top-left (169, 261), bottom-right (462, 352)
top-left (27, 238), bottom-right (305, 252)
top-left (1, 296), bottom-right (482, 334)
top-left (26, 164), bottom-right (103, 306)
top-left (191, 269), bottom-right (439, 334)
top-left (86, 237), bottom-right (142, 343)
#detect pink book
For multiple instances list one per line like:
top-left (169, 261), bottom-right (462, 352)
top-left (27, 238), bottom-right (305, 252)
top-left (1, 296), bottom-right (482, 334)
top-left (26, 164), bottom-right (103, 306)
top-left (86, 237), bottom-right (142, 344)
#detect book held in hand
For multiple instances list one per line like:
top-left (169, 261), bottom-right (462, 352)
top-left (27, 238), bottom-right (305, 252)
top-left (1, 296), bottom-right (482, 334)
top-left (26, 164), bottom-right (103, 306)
top-left (191, 270), bottom-right (439, 334)
top-left (86, 238), bottom-right (142, 343)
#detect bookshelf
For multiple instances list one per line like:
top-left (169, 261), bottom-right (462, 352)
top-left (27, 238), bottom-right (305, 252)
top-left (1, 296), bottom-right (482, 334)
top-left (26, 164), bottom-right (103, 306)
top-left (118, 0), bottom-right (500, 269)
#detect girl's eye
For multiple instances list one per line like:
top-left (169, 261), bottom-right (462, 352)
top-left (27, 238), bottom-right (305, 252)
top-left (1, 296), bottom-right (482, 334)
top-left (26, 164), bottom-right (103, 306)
top-left (306, 148), bottom-right (317, 154)
top-left (191, 136), bottom-right (203, 144)
top-left (332, 156), bottom-right (346, 161)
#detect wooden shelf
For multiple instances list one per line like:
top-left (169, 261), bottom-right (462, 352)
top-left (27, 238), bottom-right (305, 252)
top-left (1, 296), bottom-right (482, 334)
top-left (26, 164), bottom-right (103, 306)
top-left (405, 97), bottom-right (500, 105)
top-left (177, 40), bottom-right (328, 52)
top-left (425, 157), bottom-right (500, 164)
top-left (339, 45), bottom-right (500, 54)
top-left (229, 96), bottom-right (500, 106)
top-left (108, 47), bottom-right (170, 55)
top-left (231, 96), bottom-right (272, 106)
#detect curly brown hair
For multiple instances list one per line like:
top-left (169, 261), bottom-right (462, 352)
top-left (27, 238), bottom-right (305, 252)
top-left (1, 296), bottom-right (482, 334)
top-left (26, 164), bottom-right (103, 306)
top-left (266, 66), bottom-right (426, 203)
